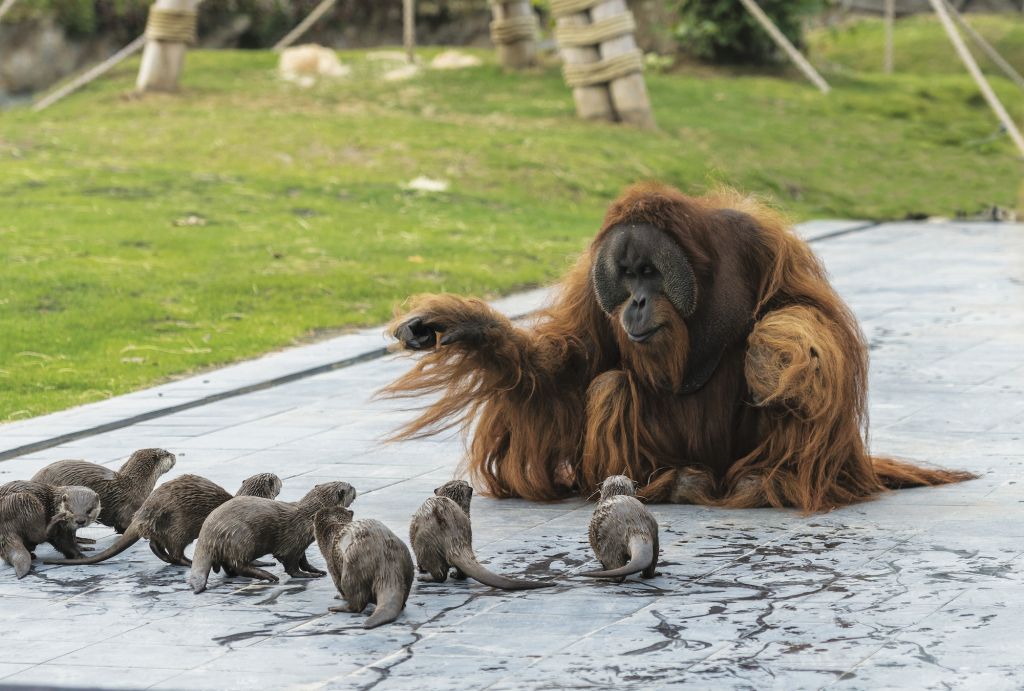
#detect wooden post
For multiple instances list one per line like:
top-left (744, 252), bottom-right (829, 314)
top-left (555, 8), bottom-right (614, 121)
top-left (737, 0), bottom-right (831, 94)
top-left (403, 0), bottom-right (415, 64)
top-left (943, 0), bottom-right (1024, 92)
top-left (552, 0), bottom-right (652, 126)
top-left (273, 0), bottom-right (338, 52)
top-left (883, 0), bottom-right (894, 74)
top-left (489, 1), bottom-right (538, 69)
top-left (0, 0), bottom-right (18, 24)
top-left (927, 0), bottom-right (1024, 156)
top-left (137, 0), bottom-right (201, 93)
top-left (591, 0), bottom-right (654, 128)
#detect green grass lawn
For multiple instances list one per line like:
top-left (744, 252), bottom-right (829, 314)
top-left (809, 13), bottom-right (1024, 75)
top-left (0, 17), bottom-right (1021, 422)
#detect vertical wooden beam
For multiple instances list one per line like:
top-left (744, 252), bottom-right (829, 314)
top-left (490, 1), bottom-right (537, 69)
top-left (927, 0), bottom-right (1024, 156)
top-left (137, 0), bottom-right (201, 93)
top-left (556, 10), bottom-right (614, 121)
top-left (884, 0), bottom-right (894, 74)
top-left (591, 0), bottom-right (654, 128)
top-left (737, 0), bottom-right (831, 94)
top-left (403, 0), bottom-right (416, 64)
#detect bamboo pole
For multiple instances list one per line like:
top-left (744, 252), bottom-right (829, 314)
top-left (33, 35), bottom-right (146, 112)
top-left (273, 0), bottom-right (338, 51)
top-left (927, 0), bottom-right (1024, 156)
top-left (737, 0), bottom-right (831, 94)
top-left (943, 0), bottom-right (1024, 92)
top-left (0, 0), bottom-right (18, 24)
top-left (884, 0), bottom-right (894, 74)
top-left (403, 0), bottom-right (415, 64)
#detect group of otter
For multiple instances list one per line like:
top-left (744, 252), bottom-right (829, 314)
top-left (1, 447), bottom-right (660, 628)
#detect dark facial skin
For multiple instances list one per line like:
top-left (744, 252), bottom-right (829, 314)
top-left (616, 234), bottom-right (665, 343)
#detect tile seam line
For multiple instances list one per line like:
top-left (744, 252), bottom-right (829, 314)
top-left (0, 222), bottom-right (883, 463)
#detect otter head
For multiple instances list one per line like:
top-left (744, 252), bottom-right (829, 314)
top-left (434, 480), bottom-right (473, 516)
top-left (314, 505), bottom-right (355, 532)
top-left (599, 475), bottom-right (636, 502)
top-left (53, 486), bottom-right (101, 532)
top-left (301, 481), bottom-right (357, 513)
top-left (236, 473), bottom-right (283, 500)
top-left (123, 448), bottom-right (177, 477)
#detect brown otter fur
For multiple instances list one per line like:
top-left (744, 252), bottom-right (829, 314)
top-left (0, 481), bottom-right (101, 560)
top-left (45, 472), bottom-right (283, 568)
top-left (189, 481), bottom-right (356, 593)
top-left (583, 475), bottom-right (659, 580)
top-left (410, 480), bottom-right (552, 590)
top-left (1, 493), bottom-right (51, 578)
top-left (32, 448), bottom-right (176, 535)
top-left (314, 505), bottom-right (414, 628)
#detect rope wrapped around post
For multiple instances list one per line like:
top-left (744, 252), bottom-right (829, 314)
top-left (489, 14), bottom-right (537, 44)
top-left (550, 0), bottom-right (601, 16)
top-left (554, 13), bottom-right (635, 47)
top-left (550, 0), bottom-right (653, 127)
top-left (563, 49), bottom-right (643, 87)
top-left (145, 7), bottom-right (198, 44)
top-left (489, 0), bottom-right (538, 69)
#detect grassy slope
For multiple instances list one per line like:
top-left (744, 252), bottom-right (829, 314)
top-left (0, 21), bottom-right (1021, 421)
top-left (809, 14), bottom-right (1024, 75)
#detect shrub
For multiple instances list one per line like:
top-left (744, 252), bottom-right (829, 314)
top-left (674, 0), bottom-right (827, 65)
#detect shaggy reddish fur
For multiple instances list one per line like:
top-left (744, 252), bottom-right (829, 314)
top-left (381, 183), bottom-right (974, 512)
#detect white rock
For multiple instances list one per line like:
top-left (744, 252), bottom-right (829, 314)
top-left (430, 50), bottom-right (482, 70)
top-left (403, 176), bottom-right (449, 193)
top-left (278, 44), bottom-right (350, 85)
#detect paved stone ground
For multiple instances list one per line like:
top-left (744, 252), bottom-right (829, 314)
top-left (0, 220), bottom-right (1022, 690)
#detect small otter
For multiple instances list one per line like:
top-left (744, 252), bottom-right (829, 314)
top-left (314, 505), bottom-right (414, 628)
top-left (32, 448), bottom-right (176, 535)
top-left (189, 481), bottom-right (356, 593)
top-left (582, 475), bottom-right (659, 580)
top-left (410, 480), bottom-right (552, 590)
top-left (45, 472), bottom-right (283, 567)
top-left (0, 481), bottom-right (101, 560)
top-left (1, 493), bottom-right (50, 578)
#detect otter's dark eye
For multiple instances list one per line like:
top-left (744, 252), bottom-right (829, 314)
top-left (640, 265), bottom-right (654, 277)
top-left (622, 267), bottom-right (636, 279)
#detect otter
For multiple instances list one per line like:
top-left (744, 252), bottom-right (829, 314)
top-left (189, 481), bottom-right (356, 593)
top-left (45, 472), bottom-right (283, 568)
top-left (0, 481), bottom-right (101, 560)
top-left (1, 493), bottom-right (51, 578)
top-left (32, 448), bottom-right (176, 536)
top-left (410, 480), bottom-right (552, 590)
top-left (582, 475), bottom-right (659, 580)
top-left (314, 505), bottom-right (413, 628)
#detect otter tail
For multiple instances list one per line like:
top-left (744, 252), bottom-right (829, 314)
top-left (364, 584), bottom-right (407, 629)
top-left (1, 536), bottom-right (33, 579)
top-left (873, 456), bottom-right (977, 490)
top-left (451, 550), bottom-right (554, 591)
top-left (581, 536), bottom-right (653, 579)
top-left (188, 542), bottom-right (214, 594)
top-left (44, 525), bottom-right (141, 566)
